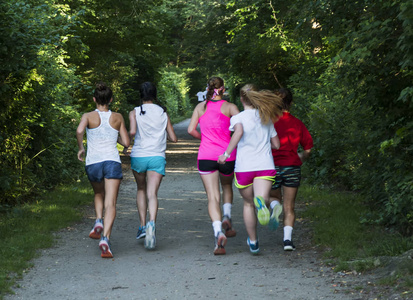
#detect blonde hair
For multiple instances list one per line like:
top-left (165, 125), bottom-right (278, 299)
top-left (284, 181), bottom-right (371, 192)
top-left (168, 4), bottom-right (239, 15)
top-left (240, 84), bottom-right (283, 124)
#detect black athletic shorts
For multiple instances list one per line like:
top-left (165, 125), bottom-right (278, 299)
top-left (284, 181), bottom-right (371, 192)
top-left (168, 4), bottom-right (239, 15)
top-left (272, 166), bottom-right (301, 189)
top-left (197, 160), bottom-right (235, 176)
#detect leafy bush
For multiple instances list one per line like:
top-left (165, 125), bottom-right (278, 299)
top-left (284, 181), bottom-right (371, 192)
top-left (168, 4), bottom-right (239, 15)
top-left (157, 66), bottom-right (191, 119)
top-left (0, 0), bottom-right (83, 205)
top-left (287, 0), bottom-right (413, 235)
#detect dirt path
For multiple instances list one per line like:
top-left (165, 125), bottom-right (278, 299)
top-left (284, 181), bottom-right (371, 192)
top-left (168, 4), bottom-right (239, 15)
top-left (7, 120), bottom-right (365, 300)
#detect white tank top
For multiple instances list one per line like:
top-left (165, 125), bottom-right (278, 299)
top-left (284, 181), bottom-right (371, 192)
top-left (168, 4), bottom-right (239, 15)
top-left (86, 110), bottom-right (121, 166)
top-left (130, 104), bottom-right (168, 158)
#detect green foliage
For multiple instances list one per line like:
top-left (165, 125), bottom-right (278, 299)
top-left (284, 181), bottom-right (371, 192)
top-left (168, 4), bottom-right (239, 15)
top-left (285, 0), bottom-right (413, 235)
top-left (300, 185), bottom-right (413, 265)
top-left (157, 66), bottom-right (191, 119)
top-left (0, 180), bottom-right (92, 297)
top-left (0, 0), bottom-right (83, 205)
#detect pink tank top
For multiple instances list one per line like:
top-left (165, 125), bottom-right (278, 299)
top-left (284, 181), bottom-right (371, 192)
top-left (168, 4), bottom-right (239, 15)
top-left (198, 100), bottom-right (236, 161)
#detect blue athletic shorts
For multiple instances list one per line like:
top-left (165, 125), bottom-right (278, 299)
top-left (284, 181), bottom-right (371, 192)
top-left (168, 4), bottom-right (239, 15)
top-left (272, 166), bottom-right (301, 189)
top-left (85, 161), bottom-right (123, 183)
top-left (131, 156), bottom-right (166, 176)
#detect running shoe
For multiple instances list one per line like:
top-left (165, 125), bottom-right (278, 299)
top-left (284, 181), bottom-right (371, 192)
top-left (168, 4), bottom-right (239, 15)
top-left (247, 237), bottom-right (260, 255)
top-left (144, 221), bottom-right (156, 250)
top-left (283, 239), bottom-right (296, 251)
top-left (136, 225), bottom-right (146, 240)
top-left (89, 218), bottom-right (103, 239)
top-left (253, 196), bottom-right (270, 226)
top-left (222, 215), bottom-right (236, 237)
top-left (269, 204), bottom-right (283, 231)
top-left (214, 231), bottom-right (227, 255)
top-left (99, 236), bottom-right (113, 258)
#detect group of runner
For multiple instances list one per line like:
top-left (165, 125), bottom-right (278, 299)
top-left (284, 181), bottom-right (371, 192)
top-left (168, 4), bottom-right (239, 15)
top-left (76, 77), bottom-right (313, 258)
top-left (188, 77), bottom-right (313, 255)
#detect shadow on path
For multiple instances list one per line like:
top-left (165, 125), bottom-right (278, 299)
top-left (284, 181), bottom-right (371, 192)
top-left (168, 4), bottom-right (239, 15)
top-left (6, 119), bottom-right (358, 300)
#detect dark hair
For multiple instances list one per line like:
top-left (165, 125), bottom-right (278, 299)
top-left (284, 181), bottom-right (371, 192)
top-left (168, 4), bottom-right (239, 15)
top-left (93, 82), bottom-right (113, 105)
top-left (205, 77), bottom-right (224, 108)
top-left (140, 82), bottom-right (157, 101)
top-left (138, 82), bottom-right (166, 115)
top-left (275, 88), bottom-right (293, 111)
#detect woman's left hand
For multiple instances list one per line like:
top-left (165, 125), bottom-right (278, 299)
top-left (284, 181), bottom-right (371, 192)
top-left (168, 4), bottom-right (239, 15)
top-left (217, 155), bottom-right (227, 164)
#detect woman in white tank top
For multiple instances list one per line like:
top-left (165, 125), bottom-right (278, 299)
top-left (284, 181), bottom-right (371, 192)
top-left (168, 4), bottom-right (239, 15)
top-left (126, 82), bottom-right (177, 250)
top-left (76, 82), bottom-right (129, 258)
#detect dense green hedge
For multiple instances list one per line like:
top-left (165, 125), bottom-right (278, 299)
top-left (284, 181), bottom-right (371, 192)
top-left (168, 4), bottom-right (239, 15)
top-left (0, 0), bottom-right (82, 205)
top-left (288, 0), bottom-right (413, 235)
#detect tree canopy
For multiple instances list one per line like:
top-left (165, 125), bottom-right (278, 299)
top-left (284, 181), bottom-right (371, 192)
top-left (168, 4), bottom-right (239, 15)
top-left (1, 0), bottom-right (412, 235)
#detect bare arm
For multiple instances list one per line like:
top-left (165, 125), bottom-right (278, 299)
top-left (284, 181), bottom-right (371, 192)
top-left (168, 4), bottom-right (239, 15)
top-left (187, 105), bottom-right (202, 139)
top-left (298, 149), bottom-right (311, 163)
top-left (117, 114), bottom-right (130, 148)
top-left (121, 110), bottom-right (136, 155)
top-left (76, 114), bottom-right (88, 162)
top-left (229, 103), bottom-right (240, 117)
top-left (217, 123), bottom-right (243, 164)
top-left (222, 102), bottom-right (240, 118)
top-left (166, 115), bottom-right (177, 142)
top-left (128, 110), bottom-right (137, 138)
top-left (271, 135), bottom-right (280, 149)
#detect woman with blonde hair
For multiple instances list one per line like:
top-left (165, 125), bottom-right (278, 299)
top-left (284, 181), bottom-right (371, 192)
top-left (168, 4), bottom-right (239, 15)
top-left (218, 84), bottom-right (283, 254)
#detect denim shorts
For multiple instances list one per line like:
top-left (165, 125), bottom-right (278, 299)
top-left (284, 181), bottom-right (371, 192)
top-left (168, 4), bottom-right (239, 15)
top-left (272, 166), bottom-right (301, 189)
top-left (85, 161), bottom-right (123, 183)
top-left (131, 156), bottom-right (166, 176)
top-left (234, 169), bottom-right (276, 189)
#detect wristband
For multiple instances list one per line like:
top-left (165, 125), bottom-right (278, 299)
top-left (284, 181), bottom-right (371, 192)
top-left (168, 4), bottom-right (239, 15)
top-left (223, 151), bottom-right (230, 158)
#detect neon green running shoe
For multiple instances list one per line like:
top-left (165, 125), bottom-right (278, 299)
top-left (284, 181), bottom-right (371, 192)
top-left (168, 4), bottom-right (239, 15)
top-left (253, 196), bottom-right (270, 225)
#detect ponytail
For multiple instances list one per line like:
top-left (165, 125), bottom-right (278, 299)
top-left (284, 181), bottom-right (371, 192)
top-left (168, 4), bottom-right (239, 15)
top-left (205, 76), bottom-right (225, 109)
top-left (240, 84), bottom-right (283, 124)
top-left (138, 81), bottom-right (166, 115)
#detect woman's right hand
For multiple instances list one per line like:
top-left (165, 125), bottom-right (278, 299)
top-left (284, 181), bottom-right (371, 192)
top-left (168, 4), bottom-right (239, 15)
top-left (77, 149), bottom-right (85, 162)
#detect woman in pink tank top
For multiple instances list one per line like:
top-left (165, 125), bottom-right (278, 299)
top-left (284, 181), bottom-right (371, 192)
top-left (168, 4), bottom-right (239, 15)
top-left (188, 77), bottom-right (240, 255)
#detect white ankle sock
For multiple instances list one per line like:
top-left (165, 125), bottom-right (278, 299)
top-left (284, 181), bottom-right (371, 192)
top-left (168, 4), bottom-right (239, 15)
top-left (212, 221), bottom-right (222, 236)
top-left (284, 226), bottom-right (293, 241)
top-left (223, 203), bottom-right (232, 218)
top-left (270, 200), bottom-right (281, 210)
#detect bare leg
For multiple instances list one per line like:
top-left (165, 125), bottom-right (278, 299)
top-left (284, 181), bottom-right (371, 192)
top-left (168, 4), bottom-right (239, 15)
top-left (146, 171), bottom-right (163, 222)
top-left (200, 172), bottom-right (222, 222)
top-left (90, 181), bottom-right (105, 220)
top-left (282, 186), bottom-right (298, 227)
top-left (269, 187), bottom-right (282, 205)
top-left (133, 170), bottom-right (147, 227)
top-left (220, 173), bottom-right (234, 205)
top-left (252, 178), bottom-right (272, 203)
top-left (101, 178), bottom-right (121, 239)
top-left (239, 186), bottom-right (257, 241)
top-left (220, 173), bottom-right (236, 237)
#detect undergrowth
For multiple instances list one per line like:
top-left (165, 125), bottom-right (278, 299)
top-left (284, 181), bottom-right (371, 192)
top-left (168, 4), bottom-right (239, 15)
top-left (0, 179), bottom-right (92, 299)
top-left (300, 184), bottom-right (413, 295)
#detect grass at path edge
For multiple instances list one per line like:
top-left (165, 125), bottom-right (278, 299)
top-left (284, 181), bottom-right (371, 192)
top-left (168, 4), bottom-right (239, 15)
top-left (0, 179), bottom-right (92, 299)
top-left (0, 181), bottom-right (412, 299)
top-left (299, 185), bottom-right (413, 297)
